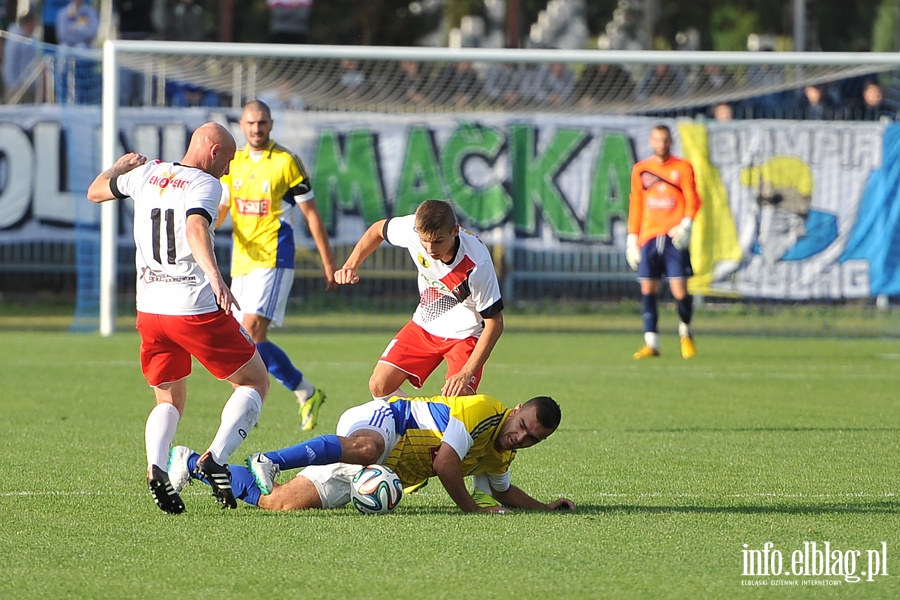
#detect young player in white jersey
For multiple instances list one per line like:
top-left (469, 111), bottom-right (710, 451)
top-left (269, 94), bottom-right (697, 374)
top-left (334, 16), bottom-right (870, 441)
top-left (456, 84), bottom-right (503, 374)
top-left (167, 394), bottom-right (576, 514)
top-left (217, 100), bottom-right (336, 431)
top-left (86, 122), bottom-right (270, 514)
top-left (334, 199), bottom-right (505, 400)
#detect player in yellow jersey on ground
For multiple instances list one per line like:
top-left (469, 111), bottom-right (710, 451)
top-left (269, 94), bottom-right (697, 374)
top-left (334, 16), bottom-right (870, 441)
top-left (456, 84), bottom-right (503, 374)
top-left (168, 394), bottom-right (575, 513)
top-left (218, 100), bottom-right (337, 430)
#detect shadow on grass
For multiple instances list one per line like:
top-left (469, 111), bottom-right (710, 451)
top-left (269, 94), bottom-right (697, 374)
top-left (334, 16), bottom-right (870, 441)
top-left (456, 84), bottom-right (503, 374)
top-left (619, 427), bottom-right (900, 433)
top-left (572, 502), bottom-right (900, 515)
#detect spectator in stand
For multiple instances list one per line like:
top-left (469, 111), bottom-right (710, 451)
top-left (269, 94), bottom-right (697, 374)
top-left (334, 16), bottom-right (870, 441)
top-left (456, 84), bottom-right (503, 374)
top-left (398, 60), bottom-right (430, 106)
top-left (636, 64), bottom-right (687, 104)
top-left (433, 61), bottom-right (483, 109)
top-left (56, 0), bottom-right (99, 105)
top-left (258, 78), bottom-right (306, 111)
top-left (528, 62), bottom-right (575, 108)
top-left (113, 0), bottom-right (155, 106)
top-left (572, 63), bottom-right (635, 109)
top-left (41, 0), bottom-right (68, 45)
top-left (482, 62), bottom-right (525, 107)
top-left (267, 0), bottom-right (312, 44)
top-left (795, 84), bottom-right (834, 120)
top-left (850, 80), bottom-right (895, 122)
top-left (2, 11), bottom-right (39, 103)
top-left (168, 0), bottom-right (207, 42)
top-left (710, 102), bottom-right (734, 122)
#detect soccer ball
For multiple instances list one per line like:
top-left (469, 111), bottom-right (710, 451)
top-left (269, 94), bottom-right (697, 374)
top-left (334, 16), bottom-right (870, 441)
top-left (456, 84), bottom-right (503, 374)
top-left (350, 464), bottom-right (403, 515)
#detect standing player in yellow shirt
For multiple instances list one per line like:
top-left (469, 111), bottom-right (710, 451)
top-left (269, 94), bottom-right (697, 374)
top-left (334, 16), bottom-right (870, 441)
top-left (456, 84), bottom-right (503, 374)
top-left (168, 394), bottom-right (576, 513)
top-left (218, 100), bottom-right (337, 430)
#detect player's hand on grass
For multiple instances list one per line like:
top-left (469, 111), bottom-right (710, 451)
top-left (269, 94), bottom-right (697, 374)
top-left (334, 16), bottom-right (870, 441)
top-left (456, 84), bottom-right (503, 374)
top-left (334, 267), bottom-right (359, 285)
top-left (547, 498), bottom-right (576, 511)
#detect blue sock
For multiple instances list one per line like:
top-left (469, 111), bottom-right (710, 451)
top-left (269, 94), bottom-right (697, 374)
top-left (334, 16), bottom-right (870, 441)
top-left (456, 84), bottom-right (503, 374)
top-left (264, 434), bottom-right (343, 469)
top-left (188, 452), bottom-right (261, 506)
top-left (256, 341), bottom-right (304, 391)
top-left (676, 295), bottom-right (693, 325)
top-left (229, 465), bottom-right (262, 506)
top-left (641, 294), bottom-right (658, 334)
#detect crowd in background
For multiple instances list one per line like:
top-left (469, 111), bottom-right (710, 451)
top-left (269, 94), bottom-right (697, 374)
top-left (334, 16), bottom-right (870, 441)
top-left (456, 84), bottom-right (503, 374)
top-left (0, 0), bottom-right (896, 122)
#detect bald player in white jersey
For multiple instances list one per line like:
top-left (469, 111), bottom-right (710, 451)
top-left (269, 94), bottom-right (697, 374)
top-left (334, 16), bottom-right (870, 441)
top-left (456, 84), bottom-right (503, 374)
top-left (87, 122), bottom-right (270, 514)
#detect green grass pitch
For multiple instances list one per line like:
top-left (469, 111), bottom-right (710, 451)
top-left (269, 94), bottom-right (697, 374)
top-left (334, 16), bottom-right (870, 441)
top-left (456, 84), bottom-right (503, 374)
top-left (0, 330), bottom-right (898, 599)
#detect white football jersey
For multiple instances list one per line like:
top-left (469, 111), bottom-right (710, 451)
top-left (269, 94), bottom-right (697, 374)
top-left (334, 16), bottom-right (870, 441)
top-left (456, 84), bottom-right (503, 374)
top-left (113, 160), bottom-right (222, 315)
top-left (385, 215), bottom-right (503, 339)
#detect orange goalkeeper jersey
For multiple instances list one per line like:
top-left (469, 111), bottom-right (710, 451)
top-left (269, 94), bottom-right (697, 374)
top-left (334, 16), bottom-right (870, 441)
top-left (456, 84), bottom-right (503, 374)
top-left (628, 155), bottom-right (702, 247)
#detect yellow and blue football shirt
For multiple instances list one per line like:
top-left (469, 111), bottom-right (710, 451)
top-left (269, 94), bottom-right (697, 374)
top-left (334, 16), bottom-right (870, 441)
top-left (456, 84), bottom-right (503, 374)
top-left (220, 140), bottom-right (314, 277)
top-left (383, 394), bottom-right (516, 489)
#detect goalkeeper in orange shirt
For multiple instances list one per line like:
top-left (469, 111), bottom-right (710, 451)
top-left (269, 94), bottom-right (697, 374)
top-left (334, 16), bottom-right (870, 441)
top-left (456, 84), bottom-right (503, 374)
top-left (626, 124), bottom-right (702, 360)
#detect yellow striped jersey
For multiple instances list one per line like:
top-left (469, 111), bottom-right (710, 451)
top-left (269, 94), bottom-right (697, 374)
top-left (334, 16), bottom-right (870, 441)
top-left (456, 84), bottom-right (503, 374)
top-left (383, 394), bottom-right (516, 489)
top-left (220, 140), bottom-right (314, 277)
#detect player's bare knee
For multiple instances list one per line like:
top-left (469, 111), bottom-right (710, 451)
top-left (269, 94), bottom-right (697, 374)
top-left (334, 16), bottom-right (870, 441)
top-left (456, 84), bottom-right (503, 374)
top-left (344, 432), bottom-right (384, 464)
top-left (368, 376), bottom-right (389, 398)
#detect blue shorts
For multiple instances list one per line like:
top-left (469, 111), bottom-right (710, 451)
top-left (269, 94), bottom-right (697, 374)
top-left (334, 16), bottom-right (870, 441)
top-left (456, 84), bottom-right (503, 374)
top-left (637, 235), bottom-right (693, 280)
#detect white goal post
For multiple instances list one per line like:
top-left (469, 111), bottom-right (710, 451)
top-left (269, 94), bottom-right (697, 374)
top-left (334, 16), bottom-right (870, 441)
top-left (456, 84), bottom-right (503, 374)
top-left (99, 40), bottom-right (900, 335)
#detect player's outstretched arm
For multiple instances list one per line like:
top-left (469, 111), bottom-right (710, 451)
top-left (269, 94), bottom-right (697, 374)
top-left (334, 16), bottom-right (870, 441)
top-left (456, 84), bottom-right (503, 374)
top-left (334, 218), bottom-right (388, 285)
top-left (441, 312), bottom-right (504, 396)
top-left (298, 200), bottom-right (338, 291)
top-left (87, 152), bottom-right (147, 203)
top-left (493, 484), bottom-right (576, 511)
top-left (433, 443), bottom-right (501, 513)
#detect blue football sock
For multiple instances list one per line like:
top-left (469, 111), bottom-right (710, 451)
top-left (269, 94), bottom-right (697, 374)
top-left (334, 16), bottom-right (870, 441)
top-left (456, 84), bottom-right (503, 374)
top-left (188, 452), bottom-right (261, 506)
top-left (641, 294), bottom-right (659, 334)
top-left (257, 341), bottom-right (304, 391)
top-left (264, 434), bottom-right (343, 469)
top-left (229, 465), bottom-right (262, 506)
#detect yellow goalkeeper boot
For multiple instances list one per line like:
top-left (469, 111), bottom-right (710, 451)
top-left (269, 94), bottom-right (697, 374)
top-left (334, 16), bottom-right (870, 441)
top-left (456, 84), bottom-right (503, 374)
top-left (680, 335), bottom-right (697, 360)
top-left (633, 345), bottom-right (660, 360)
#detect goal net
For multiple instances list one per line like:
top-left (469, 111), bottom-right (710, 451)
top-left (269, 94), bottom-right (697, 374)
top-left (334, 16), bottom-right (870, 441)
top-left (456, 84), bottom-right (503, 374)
top-left (79, 41), bottom-right (900, 337)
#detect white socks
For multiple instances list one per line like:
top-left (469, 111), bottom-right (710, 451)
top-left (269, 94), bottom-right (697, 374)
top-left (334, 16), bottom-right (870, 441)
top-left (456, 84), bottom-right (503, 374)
top-left (644, 332), bottom-right (659, 350)
top-left (373, 388), bottom-right (408, 402)
top-left (146, 403), bottom-right (180, 472)
top-left (294, 378), bottom-right (316, 404)
top-left (678, 322), bottom-right (691, 338)
top-left (207, 386), bottom-right (262, 464)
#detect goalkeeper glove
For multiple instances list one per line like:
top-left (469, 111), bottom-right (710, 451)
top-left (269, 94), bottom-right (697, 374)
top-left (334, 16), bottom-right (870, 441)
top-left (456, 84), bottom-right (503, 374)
top-left (626, 234), bottom-right (641, 270)
top-left (668, 217), bottom-right (693, 250)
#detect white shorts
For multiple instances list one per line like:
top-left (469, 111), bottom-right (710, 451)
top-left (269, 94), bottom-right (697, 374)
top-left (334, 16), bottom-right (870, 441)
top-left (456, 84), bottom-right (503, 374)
top-left (231, 267), bottom-right (294, 326)
top-left (296, 399), bottom-right (400, 509)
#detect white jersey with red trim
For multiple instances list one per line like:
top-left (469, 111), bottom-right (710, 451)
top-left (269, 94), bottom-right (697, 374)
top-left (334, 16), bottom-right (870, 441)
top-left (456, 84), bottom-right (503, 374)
top-left (385, 214), bottom-right (503, 339)
top-left (113, 160), bottom-right (221, 316)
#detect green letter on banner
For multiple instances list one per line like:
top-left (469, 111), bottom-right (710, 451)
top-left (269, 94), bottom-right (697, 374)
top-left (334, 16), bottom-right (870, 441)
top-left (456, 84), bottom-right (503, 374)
top-left (396, 127), bottom-right (444, 216)
top-left (441, 122), bottom-right (511, 228)
top-left (586, 132), bottom-right (633, 241)
top-left (509, 124), bottom-right (586, 240)
top-left (313, 130), bottom-right (386, 225)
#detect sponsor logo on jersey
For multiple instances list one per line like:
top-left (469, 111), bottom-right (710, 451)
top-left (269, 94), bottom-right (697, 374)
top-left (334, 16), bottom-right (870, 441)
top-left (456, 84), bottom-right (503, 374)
top-left (647, 196), bottom-right (677, 210)
top-left (235, 198), bottom-right (270, 216)
top-left (140, 267), bottom-right (200, 285)
top-left (148, 172), bottom-right (190, 192)
top-left (417, 253), bottom-right (430, 268)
